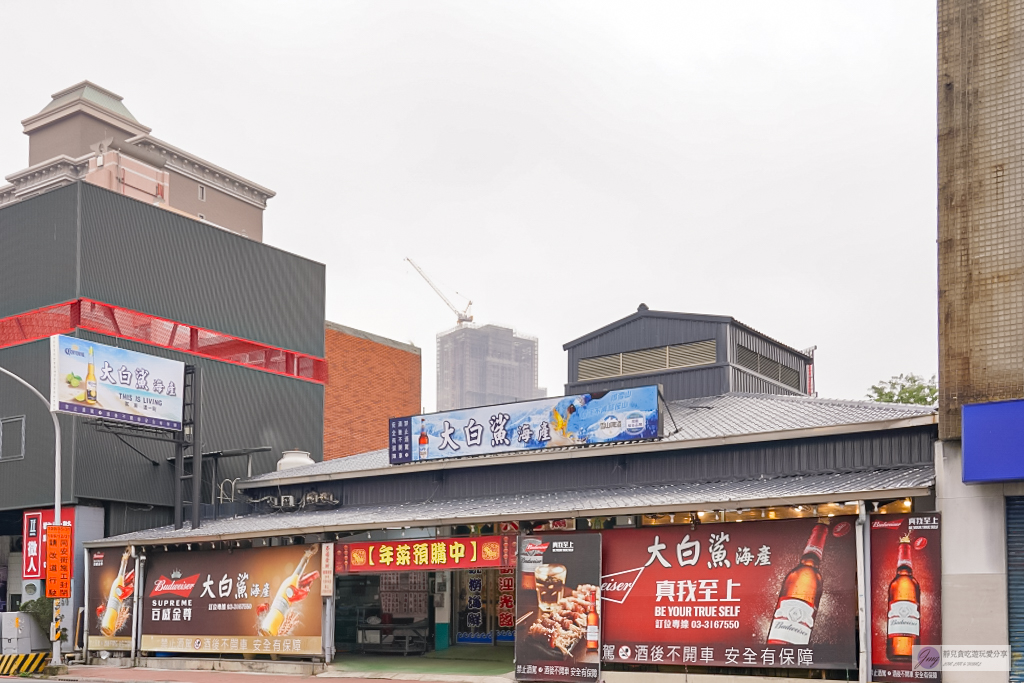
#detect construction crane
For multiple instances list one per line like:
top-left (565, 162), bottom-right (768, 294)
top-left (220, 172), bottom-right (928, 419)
top-left (405, 257), bottom-right (474, 325)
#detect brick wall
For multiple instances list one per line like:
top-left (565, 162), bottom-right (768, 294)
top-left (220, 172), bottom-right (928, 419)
top-left (324, 322), bottom-right (421, 459)
top-left (938, 0), bottom-right (1024, 439)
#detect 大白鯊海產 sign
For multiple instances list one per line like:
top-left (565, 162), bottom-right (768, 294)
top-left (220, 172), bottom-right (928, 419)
top-left (389, 386), bottom-right (661, 465)
top-left (50, 335), bottom-right (184, 430)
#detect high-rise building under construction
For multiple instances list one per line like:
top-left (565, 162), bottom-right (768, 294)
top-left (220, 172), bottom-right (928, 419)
top-left (436, 324), bottom-right (546, 411)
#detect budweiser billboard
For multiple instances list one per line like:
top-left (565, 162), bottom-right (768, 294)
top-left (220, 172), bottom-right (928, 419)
top-left (600, 517), bottom-right (858, 669)
top-left (140, 545), bottom-right (323, 656)
top-left (870, 514), bottom-right (942, 682)
top-left (515, 534), bottom-right (602, 682)
top-left (87, 546), bottom-right (136, 651)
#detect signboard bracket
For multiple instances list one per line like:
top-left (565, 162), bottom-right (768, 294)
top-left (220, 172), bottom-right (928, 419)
top-left (174, 365), bottom-right (202, 531)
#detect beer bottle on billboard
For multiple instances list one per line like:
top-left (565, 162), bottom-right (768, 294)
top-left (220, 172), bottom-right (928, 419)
top-left (418, 419), bottom-right (429, 460)
top-left (85, 347), bottom-right (98, 405)
top-left (886, 534), bottom-right (921, 661)
top-left (258, 546), bottom-right (320, 637)
top-left (766, 519), bottom-right (829, 645)
top-left (98, 549), bottom-right (135, 637)
top-left (586, 590), bottom-right (600, 651)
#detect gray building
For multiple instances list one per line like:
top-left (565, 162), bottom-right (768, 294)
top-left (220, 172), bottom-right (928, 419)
top-left (436, 324), bottom-right (545, 411)
top-left (564, 304), bottom-right (812, 401)
top-left (0, 182), bottom-right (324, 620)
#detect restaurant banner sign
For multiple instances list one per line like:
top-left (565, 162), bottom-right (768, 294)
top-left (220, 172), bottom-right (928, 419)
top-left (600, 517), bottom-right (858, 669)
top-left (336, 536), bottom-right (514, 573)
top-left (50, 334), bottom-right (184, 430)
top-left (140, 545), bottom-right (323, 656)
top-left (88, 546), bottom-right (136, 651)
top-left (870, 514), bottom-right (942, 682)
top-left (389, 386), bottom-right (660, 465)
top-left (515, 533), bottom-right (602, 682)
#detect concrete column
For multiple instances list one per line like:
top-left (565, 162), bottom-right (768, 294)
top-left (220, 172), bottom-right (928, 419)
top-left (935, 440), bottom-right (1008, 683)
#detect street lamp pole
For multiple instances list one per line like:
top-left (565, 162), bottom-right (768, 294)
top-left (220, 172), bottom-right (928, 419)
top-left (0, 366), bottom-right (63, 668)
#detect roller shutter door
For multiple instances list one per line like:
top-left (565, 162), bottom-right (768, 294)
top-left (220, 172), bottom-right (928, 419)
top-left (1006, 496), bottom-right (1024, 681)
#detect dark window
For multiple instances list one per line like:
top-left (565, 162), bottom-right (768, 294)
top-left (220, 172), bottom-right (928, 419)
top-left (0, 416), bottom-right (25, 461)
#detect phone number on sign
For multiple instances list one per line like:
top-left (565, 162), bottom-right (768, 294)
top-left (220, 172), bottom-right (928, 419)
top-left (690, 620), bottom-right (741, 629)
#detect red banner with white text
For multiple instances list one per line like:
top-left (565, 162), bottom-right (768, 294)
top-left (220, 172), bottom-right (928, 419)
top-left (335, 536), bottom-right (515, 573)
top-left (600, 517), bottom-right (858, 669)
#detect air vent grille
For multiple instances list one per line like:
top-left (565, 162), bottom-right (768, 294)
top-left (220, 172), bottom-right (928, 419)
top-left (577, 339), bottom-right (717, 381)
top-left (578, 354), bottom-right (621, 381)
top-left (622, 347), bottom-right (668, 375)
top-left (669, 339), bottom-right (716, 368)
top-left (736, 344), bottom-right (802, 391)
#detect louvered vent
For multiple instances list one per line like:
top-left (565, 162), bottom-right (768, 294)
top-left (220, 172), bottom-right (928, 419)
top-left (759, 357), bottom-right (781, 382)
top-left (622, 347), bottom-right (667, 375)
top-left (736, 344), bottom-right (803, 391)
top-left (736, 345), bottom-right (759, 372)
top-left (577, 339), bottom-right (716, 381)
top-left (669, 340), bottom-right (716, 368)
top-left (578, 354), bottom-right (621, 381)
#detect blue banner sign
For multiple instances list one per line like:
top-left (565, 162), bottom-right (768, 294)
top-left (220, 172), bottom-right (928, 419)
top-left (963, 398), bottom-right (1024, 482)
top-left (49, 335), bottom-right (185, 430)
top-left (389, 386), bottom-right (661, 465)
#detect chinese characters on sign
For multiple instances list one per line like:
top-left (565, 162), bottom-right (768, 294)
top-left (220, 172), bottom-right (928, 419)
top-left (336, 536), bottom-right (514, 573)
top-left (600, 518), bottom-right (858, 670)
top-left (22, 508), bottom-right (75, 581)
top-left (45, 525), bottom-right (72, 598)
top-left (458, 569), bottom-right (491, 644)
top-left (871, 514), bottom-right (942, 682)
top-left (389, 387), bottom-right (661, 465)
top-left (140, 545), bottom-right (322, 656)
top-left (50, 335), bottom-right (185, 430)
top-left (515, 534), bottom-right (602, 683)
top-left (497, 566), bottom-right (516, 642)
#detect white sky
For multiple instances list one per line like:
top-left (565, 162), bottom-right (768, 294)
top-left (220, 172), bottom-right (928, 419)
top-left (0, 2), bottom-right (938, 411)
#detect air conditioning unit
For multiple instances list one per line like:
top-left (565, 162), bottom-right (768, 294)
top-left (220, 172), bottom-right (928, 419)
top-left (279, 495), bottom-right (295, 508)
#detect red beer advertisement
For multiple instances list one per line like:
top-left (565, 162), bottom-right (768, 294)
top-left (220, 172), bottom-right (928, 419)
top-left (140, 544), bottom-right (323, 656)
top-left (87, 546), bottom-right (136, 651)
top-left (601, 517), bottom-right (858, 669)
top-left (870, 513), bottom-right (942, 682)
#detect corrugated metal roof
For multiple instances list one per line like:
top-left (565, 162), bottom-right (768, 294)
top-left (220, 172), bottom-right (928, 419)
top-left (89, 465), bottom-right (934, 546)
top-left (661, 393), bottom-right (934, 442)
top-left (244, 393), bottom-right (936, 486)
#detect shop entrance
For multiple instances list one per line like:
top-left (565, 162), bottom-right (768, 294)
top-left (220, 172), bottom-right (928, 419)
top-left (334, 572), bottom-right (433, 655)
top-left (333, 565), bottom-right (516, 656)
top-left (453, 567), bottom-right (515, 646)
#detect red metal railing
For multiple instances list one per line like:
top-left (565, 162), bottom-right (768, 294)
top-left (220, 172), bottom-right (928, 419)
top-left (0, 299), bottom-right (327, 384)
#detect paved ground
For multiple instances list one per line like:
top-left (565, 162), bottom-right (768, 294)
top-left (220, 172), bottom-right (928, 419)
top-left (0, 665), bottom-right (510, 682)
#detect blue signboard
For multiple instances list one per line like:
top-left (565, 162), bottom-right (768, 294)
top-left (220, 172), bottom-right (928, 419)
top-left (389, 386), bottom-right (661, 465)
top-left (962, 399), bottom-right (1024, 482)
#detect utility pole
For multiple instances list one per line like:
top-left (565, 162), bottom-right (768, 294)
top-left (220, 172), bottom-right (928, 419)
top-left (0, 365), bottom-right (63, 669)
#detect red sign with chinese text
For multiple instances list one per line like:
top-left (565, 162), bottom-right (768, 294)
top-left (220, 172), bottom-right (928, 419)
top-left (600, 517), bottom-right (858, 670)
top-left (22, 507), bottom-right (76, 580)
top-left (336, 536), bottom-right (514, 573)
top-left (45, 525), bottom-right (73, 598)
top-left (870, 514), bottom-right (942, 682)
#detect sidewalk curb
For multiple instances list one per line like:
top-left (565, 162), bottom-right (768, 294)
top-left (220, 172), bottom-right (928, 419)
top-left (317, 673), bottom-right (513, 683)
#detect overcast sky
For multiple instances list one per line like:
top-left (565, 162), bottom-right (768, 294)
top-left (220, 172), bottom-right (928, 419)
top-left (0, 2), bottom-right (937, 411)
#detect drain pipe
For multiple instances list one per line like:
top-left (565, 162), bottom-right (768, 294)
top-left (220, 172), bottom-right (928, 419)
top-left (130, 549), bottom-right (145, 664)
top-left (855, 501), bottom-right (871, 683)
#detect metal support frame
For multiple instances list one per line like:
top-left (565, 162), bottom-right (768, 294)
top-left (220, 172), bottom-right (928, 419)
top-left (174, 365), bottom-right (202, 530)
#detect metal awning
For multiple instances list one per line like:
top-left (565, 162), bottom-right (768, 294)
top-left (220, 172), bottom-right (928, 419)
top-left (86, 465), bottom-right (934, 547)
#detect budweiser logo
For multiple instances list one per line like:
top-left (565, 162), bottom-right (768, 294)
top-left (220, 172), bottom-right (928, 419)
top-left (523, 542), bottom-right (549, 554)
top-left (600, 566), bottom-right (644, 604)
top-left (872, 520), bottom-right (904, 529)
top-left (150, 573), bottom-right (200, 597)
